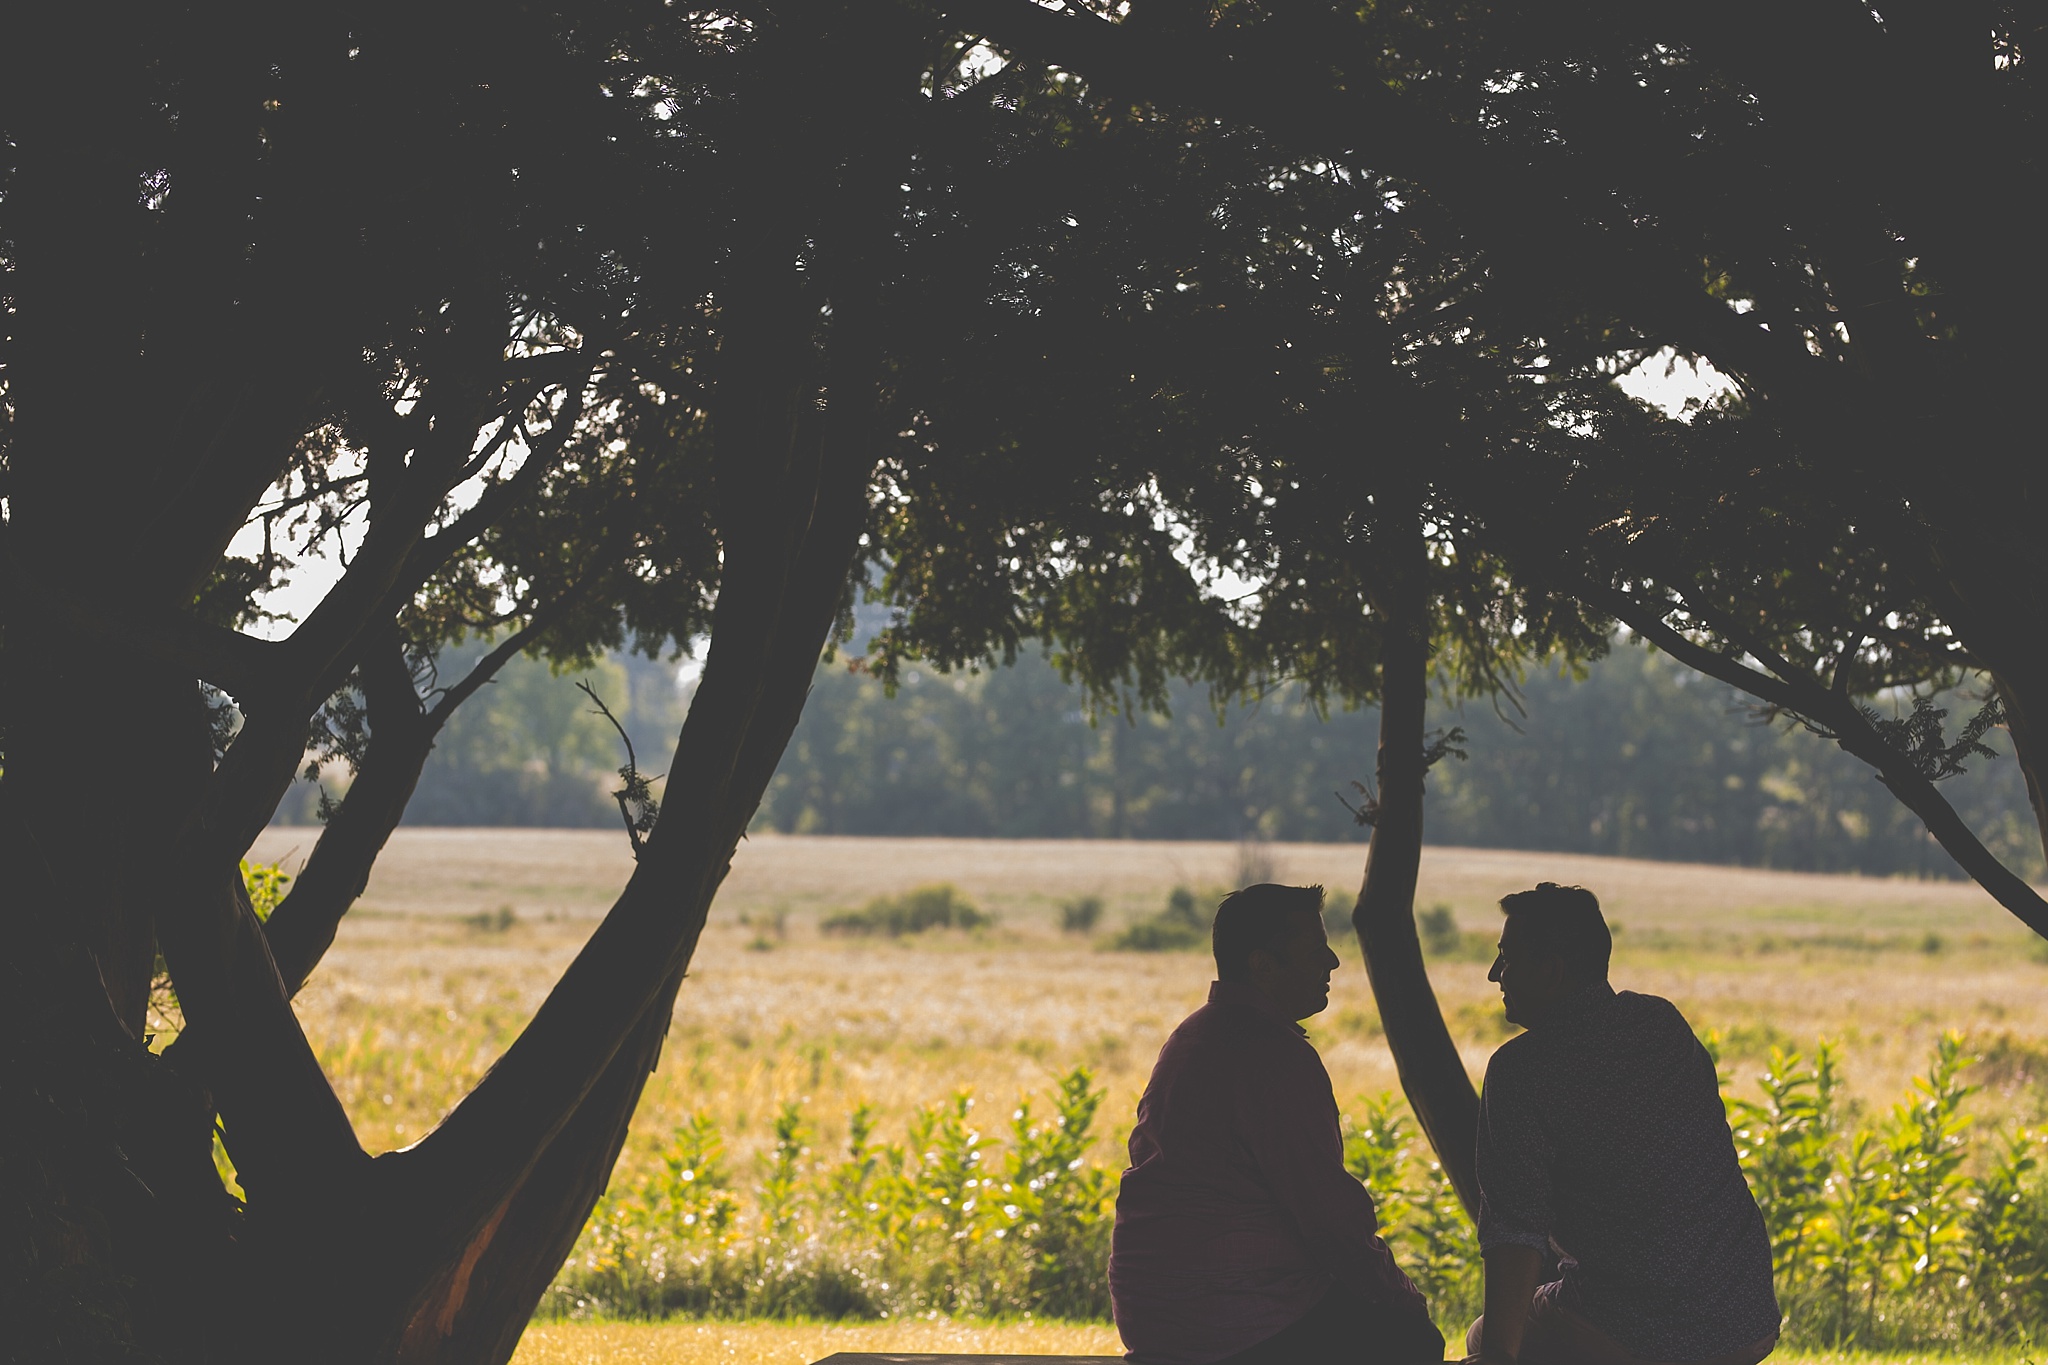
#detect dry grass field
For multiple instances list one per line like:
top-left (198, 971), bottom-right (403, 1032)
top-left (241, 829), bottom-right (2048, 1363)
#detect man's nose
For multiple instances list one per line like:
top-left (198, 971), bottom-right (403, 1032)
top-left (1487, 954), bottom-right (1505, 983)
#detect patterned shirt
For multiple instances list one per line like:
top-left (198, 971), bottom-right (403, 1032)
top-left (1476, 983), bottom-right (1780, 1362)
top-left (1110, 981), bottom-right (1424, 1365)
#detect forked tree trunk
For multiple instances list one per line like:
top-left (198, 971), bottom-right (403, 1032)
top-left (1349, 524), bottom-right (1482, 1217)
top-left (345, 272), bottom-right (884, 1360)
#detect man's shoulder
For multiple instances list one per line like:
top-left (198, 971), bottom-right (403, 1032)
top-left (1613, 989), bottom-right (1694, 1035)
top-left (1162, 998), bottom-right (1319, 1071)
top-left (1482, 1025), bottom-right (1544, 1084)
top-left (1160, 999), bottom-right (1250, 1055)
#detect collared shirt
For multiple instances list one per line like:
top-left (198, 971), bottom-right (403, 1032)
top-left (1476, 983), bottom-right (1780, 1363)
top-left (1110, 981), bottom-right (1424, 1365)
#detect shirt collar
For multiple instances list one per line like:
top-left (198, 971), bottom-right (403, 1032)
top-left (1209, 979), bottom-right (1310, 1037)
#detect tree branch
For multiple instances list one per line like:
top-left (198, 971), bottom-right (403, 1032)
top-left (5, 570), bottom-right (285, 702)
top-left (942, 0), bottom-right (1824, 401)
top-left (1580, 578), bottom-right (2048, 937)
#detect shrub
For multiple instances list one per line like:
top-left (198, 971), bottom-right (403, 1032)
top-left (822, 884), bottom-right (988, 937)
top-left (1729, 1033), bottom-right (2048, 1352)
top-left (1059, 896), bottom-right (1104, 934)
top-left (1342, 1094), bottom-right (1482, 1333)
top-left (1109, 918), bottom-right (1206, 952)
top-left (1110, 886), bottom-right (1209, 952)
top-left (1418, 904), bottom-right (1461, 957)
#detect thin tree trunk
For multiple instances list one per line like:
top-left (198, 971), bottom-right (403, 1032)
top-left (266, 615), bottom-right (556, 997)
top-left (1349, 526), bottom-right (1482, 1218)
top-left (261, 630), bottom-right (432, 995)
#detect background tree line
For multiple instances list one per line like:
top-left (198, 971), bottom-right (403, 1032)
top-left (277, 629), bottom-right (2040, 882)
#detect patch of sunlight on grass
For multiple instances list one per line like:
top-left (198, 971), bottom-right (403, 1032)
top-left (511, 1319), bottom-right (1124, 1364)
top-left (510, 1323), bottom-right (2025, 1365)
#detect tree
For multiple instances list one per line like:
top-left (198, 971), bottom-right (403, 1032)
top-left (0, 6), bottom-right (1008, 1360)
top-left (924, 0), bottom-right (2043, 1207)
top-left (851, 59), bottom-right (1613, 1209)
top-left (945, 0), bottom-right (2047, 928)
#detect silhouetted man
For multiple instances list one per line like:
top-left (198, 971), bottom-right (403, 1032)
top-left (1466, 883), bottom-right (1778, 1365)
top-left (1111, 883), bottom-right (1444, 1365)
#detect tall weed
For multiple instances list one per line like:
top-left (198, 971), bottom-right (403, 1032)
top-left (1740, 1033), bottom-right (2048, 1350)
top-left (545, 1038), bottom-right (2048, 1352)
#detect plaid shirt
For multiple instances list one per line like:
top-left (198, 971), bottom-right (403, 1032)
top-left (1477, 983), bottom-right (1780, 1361)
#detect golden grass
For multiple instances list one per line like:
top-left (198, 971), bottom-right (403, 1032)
top-left (245, 829), bottom-right (2048, 1166)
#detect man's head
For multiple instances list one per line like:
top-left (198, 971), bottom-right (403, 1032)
top-left (1213, 883), bottom-right (1339, 1021)
top-left (1489, 882), bottom-right (1611, 1028)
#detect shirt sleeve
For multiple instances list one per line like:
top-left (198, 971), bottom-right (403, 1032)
top-left (1240, 1045), bottom-right (1426, 1311)
top-left (1475, 1044), bottom-right (1556, 1254)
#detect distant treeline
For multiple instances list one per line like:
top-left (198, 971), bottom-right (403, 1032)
top-left (275, 639), bottom-right (2041, 881)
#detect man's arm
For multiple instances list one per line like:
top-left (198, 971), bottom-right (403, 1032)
top-left (1242, 1053), bottom-right (1425, 1309)
top-left (1476, 1243), bottom-right (1545, 1363)
top-left (1470, 1048), bottom-right (1556, 1360)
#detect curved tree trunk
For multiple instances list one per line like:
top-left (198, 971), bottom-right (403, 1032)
top-left (395, 962), bottom-right (686, 1365)
top-left (1349, 522), bottom-right (1482, 1218)
top-left (345, 258), bottom-right (885, 1360)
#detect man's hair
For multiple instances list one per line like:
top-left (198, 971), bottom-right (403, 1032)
top-left (1213, 883), bottom-right (1326, 982)
top-left (1498, 882), bottom-right (1611, 982)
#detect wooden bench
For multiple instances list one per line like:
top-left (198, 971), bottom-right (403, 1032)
top-left (809, 1356), bottom-right (1123, 1363)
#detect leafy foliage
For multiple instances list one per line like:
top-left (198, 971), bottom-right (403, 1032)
top-left (1057, 897), bottom-right (1105, 935)
top-left (1109, 886), bottom-right (1211, 952)
top-left (1727, 1036), bottom-right (2048, 1348)
top-left (547, 1069), bottom-right (1116, 1321)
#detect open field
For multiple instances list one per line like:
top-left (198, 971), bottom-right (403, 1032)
top-left (242, 829), bottom-right (2048, 1359)
top-left (245, 828), bottom-right (2048, 1155)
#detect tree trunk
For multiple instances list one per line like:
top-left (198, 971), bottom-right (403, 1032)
top-left (1349, 527), bottom-right (1482, 1218)
top-left (262, 631), bottom-right (434, 995)
top-left (394, 962), bottom-right (686, 1365)
top-left (330, 272), bottom-right (884, 1359)
top-left (1995, 669), bottom-right (2048, 881)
